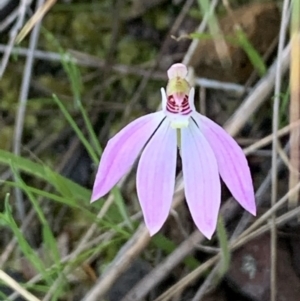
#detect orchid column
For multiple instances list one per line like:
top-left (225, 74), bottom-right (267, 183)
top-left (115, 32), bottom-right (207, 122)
top-left (91, 63), bottom-right (256, 239)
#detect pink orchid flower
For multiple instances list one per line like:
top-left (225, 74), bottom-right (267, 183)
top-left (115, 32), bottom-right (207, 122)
top-left (91, 63), bottom-right (256, 239)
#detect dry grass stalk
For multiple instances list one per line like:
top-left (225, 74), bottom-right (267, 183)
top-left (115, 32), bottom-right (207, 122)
top-left (15, 0), bottom-right (57, 44)
top-left (0, 269), bottom-right (41, 301)
top-left (288, 0), bottom-right (300, 208)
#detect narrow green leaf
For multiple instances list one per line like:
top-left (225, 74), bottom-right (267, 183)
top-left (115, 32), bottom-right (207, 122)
top-left (216, 216), bottom-right (231, 277)
top-left (3, 197), bottom-right (51, 284)
top-left (235, 28), bottom-right (267, 76)
top-left (44, 165), bottom-right (74, 199)
top-left (0, 149), bottom-right (90, 202)
top-left (112, 187), bottom-right (133, 230)
top-left (52, 94), bottom-right (99, 164)
top-left (43, 29), bottom-right (102, 157)
top-left (197, 0), bottom-right (219, 37)
top-left (10, 163), bottom-right (61, 270)
top-left (189, 32), bottom-right (215, 40)
top-left (3, 180), bottom-right (82, 208)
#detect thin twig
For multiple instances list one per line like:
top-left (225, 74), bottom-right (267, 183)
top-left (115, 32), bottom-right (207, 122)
top-left (0, 7), bottom-right (19, 32)
top-left (83, 191), bottom-right (184, 301)
top-left (0, 0), bottom-right (31, 77)
top-left (0, 269), bottom-right (41, 301)
top-left (0, 44), bottom-right (248, 93)
top-left (83, 224), bottom-right (150, 301)
top-left (224, 42), bottom-right (291, 136)
top-left (8, 212), bottom-right (143, 301)
top-left (42, 193), bottom-right (117, 301)
top-left (121, 230), bottom-right (204, 301)
top-left (191, 264), bottom-right (219, 301)
top-left (15, 0), bottom-right (57, 44)
top-left (271, 1), bottom-right (290, 300)
top-left (194, 77), bottom-right (248, 93)
top-left (288, 0), bottom-right (300, 207)
top-left (13, 0), bottom-right (44, 221)
top-left (243, 119), bottom-right (300, 156)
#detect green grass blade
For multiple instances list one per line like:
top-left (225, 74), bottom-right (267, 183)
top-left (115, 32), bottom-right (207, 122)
top-left (52, 94), bottom-right (99, 164)
top-left (77, 99), bottom-right (103, 156)
top-left (197, 0), bottom-right (219, 34)
top-left (235, 28), bottom-right (267, 76)
top-left (112, 188), bottom-right (133, 231)
top-left (0, 149), bottom-right (90, 201)
top-left (2, 180), bottom-right (77, 207)
top-left (1, 196), bottom-right (51, 284)
top-left (10, 164), bottom-right (61, 268)
top-left (61, 56), bottom-right (102, 156)
top-left (216, 216), bottom-right (231, 278)
top-left (43, 28), bottom-right (102, 157)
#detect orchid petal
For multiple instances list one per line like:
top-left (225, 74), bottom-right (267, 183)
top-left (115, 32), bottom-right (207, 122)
top-left (137, 119), bottom-right (177, 235)
top-left (161, 88), bottom-right (167, 111)
top-left (194, 113), bottom-right (256, 215)
top-left (167, 63), bottom-right (188, 79)
top-left (181, 121), bottom-right (221, 239)
top-left (188, 87), bottom-right (195, 111)
top-left (91, 112), bottom-right (165, 201)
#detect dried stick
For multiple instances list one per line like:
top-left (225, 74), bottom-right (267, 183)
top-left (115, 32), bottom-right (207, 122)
top-left (224, 43), bottom-right (291, 136)
top-left (121, 198), bottom-right (240, 301)
top-left (0, 0), bottom-right (31, 77)
top-left (82, 191), bottom-right (184, 301)
top-left (121, 230), bottom-right (203, 301)
top-left (15, 0), bottom-right (57, 44)
top-left (243, 119), bottom-right (300, 156)
top-left (13, 0), bottom-right (44, 221)
top-left (288, 0), bottom-right (300, 207)
top-left (191, 264), bottom-right (219, 301)
top-left (0, 7), bottom-right (19, 32)
top-left (0, 43), bottom-right (248, 93)
top-left (193, 3), bottom-right (292, 300)
top-left (83, 224), bottom-right (150, 301)
top-left (7, 212), bottom-right (143, 301)
top-left (270, 1), bottom-right (290, 300)
top-left (0, 269), bottom-right (41, 301)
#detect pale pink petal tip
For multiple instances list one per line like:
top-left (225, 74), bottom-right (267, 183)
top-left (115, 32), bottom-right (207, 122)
top-left (147, 223), bottom-right (162, 236)
top-left (181, 121), bottom-right (221, 241)
top-left (193, 112), bottom-right (256, 217)
top-left (90, 195), bottom-right (98, 203)
top-left (247, 202), bottom-right (256, 216)
top-left (137, 119), bottom-right (177, 238)
top-left (167, 63), bottom-right (188, 79)
top-left (202, 227), bottom-right (214, 240)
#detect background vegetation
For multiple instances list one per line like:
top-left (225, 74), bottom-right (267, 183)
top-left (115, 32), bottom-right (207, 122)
top-left (0, 0), bottom-right (299, 301)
